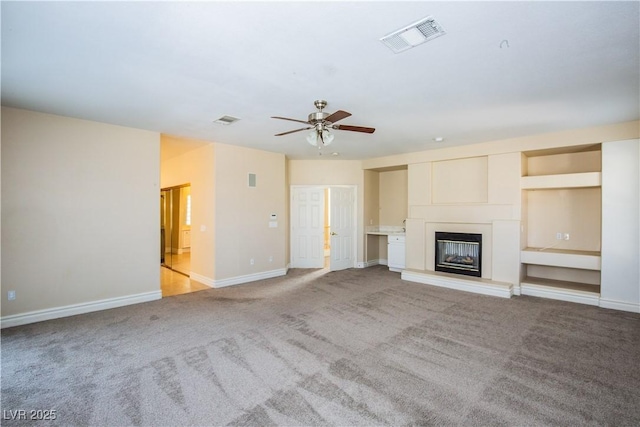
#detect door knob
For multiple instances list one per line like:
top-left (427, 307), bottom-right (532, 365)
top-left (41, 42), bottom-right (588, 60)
top-left (330, 232), bottom-right (338, 236)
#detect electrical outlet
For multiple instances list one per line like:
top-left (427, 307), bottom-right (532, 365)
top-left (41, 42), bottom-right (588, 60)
top-left (556, 232), bottom-right (563, 240)
top-left (564, 233), bottom-right (570, 241)
top-left (8, 291), bottom-right (16, 301)
top-left (268, 256), bottom-right (273, 263)
top-left (250, 258), bottom-right (254, 265)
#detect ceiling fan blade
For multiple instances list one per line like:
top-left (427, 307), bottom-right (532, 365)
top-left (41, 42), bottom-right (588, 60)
top-left (271, 116), bottom-right (310, 125)
top-left (333, 124), bottom-right (376, 134)
top-left (325, 110), bottom-right (351, 123)
top-left (275, 127), bottom-right (312, 136)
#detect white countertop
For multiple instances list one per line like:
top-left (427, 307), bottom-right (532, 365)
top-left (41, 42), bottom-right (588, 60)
top-left (367, 231), bottom-right (406, 236)
top-left (366, 226), bottom-right (405, 236)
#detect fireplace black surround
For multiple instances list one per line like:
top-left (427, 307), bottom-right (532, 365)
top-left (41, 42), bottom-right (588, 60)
top-left (435, 232), bottom-right (482, 277)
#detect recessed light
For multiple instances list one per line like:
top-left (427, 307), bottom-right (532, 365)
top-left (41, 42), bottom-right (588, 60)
top-left (433, 137), bottom-right (444, 142)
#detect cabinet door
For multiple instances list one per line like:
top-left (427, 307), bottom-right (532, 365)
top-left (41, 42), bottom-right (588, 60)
top-left (388, 238), bottom-right (406, 269)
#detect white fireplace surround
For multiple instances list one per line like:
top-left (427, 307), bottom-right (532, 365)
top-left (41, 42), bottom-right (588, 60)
top-left (402, 217), bottom-right (521, 299)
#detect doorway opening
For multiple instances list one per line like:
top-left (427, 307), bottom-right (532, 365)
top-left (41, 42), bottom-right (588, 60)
top-left (290, 185), bottom-right (356, 271)
top-left (161, 184), bottom-right (191, 275)
top-left (161, 184), bottom-right (206, 296)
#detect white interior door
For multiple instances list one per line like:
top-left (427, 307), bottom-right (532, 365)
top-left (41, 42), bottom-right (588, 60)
top-left (330, 186), bottom-right (356, 271)
top-left (291, 187), bottom-right (325, 268)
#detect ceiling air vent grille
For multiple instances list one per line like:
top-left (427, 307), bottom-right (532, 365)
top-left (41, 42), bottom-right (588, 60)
top-left (213, 115), bottom-right (240, 125)
top-left (380, 16), bottom-right (446, 54)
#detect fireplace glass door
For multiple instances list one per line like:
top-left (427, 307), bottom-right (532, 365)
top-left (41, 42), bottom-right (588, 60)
top-left (435, 232), bottom-right (482, 277)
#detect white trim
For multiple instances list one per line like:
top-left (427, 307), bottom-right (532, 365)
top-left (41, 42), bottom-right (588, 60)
top-left (512, 284), bottom-right (522, 296)
top-left (0, 290), bottom-right (162, 329)
top-left (358, 259), bottom-right (387, 268)
top-left (599, 298), bottom-right (640, 313)
top-left (402, 269), bottom-right (513, 299)
top-left (190, 272), bottom-right (215, 288)
top-left (212, 268), bottom-right (287, 288)
top-left (520, 283), bottom-right (599, 306)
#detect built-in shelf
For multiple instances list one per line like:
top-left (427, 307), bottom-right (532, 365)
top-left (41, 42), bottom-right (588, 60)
top-left (521, 276), bottom-right (600, 306)
top-left (521, 248), bottom-right (601, 270)
top-left (521, 171), bottom-right (601, 190)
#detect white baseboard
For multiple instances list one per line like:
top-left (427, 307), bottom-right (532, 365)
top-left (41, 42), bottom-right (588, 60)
top-left (213, 268), bottom-right (288, 288)
top-left (402, 269), bottom-right (513, 299)
top-left (190, 272), bottom-right (215, 288)
top-left (359, 259), bottom-right (386, 268)
top-left (0, 290), bottom-right (162, 329)
top-left (599, 298), bottom-right (640, 313)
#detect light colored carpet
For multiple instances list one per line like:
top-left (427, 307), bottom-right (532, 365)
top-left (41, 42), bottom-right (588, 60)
top-left (2, 266), bottom-right (639, 426)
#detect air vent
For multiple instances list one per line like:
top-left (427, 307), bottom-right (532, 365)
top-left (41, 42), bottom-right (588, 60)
top-left (213, 115), bottom-right (240, 125)
top-left (380, 16), bottom-right (446, 54)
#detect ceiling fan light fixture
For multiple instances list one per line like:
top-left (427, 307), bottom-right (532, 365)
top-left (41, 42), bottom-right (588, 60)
top-left (272, 100), bottom-right (375, 146)
top-left (306, 130), bottom-right (318, 146)
top-left (321, 129), bottom-right (334, 145)
top-left (306, 129), bottom-right (334, 146)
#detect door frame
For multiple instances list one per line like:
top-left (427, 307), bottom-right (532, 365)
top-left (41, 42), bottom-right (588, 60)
top-left (290, 185), bottom-right (358, 270)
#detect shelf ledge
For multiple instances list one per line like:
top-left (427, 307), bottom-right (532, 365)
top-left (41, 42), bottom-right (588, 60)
top-left (521, 171), bottom-right (601, 190)
top-left (521, 248), bottom-right (601, 270)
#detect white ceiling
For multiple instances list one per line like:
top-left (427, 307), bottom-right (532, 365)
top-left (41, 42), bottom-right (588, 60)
top-left (2, 1), bottom-right (638, 161)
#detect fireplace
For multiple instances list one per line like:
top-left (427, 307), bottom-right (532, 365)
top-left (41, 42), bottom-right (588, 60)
top-left (435, 232), bottom-right (482, 277)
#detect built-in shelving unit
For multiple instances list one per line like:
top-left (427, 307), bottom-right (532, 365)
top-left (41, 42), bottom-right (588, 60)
top-left (520, 144), bottom-right (602, 304)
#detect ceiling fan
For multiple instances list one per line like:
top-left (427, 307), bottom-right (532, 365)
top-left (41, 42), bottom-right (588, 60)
top-left (272, 100), bottom-right (375, 147)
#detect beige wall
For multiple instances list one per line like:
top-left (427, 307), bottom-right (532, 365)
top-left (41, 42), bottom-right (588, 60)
top-left (214, 143), bottom-right (286, 281)
top-left (527, 150), bottom-right (601, 175)
top-left (288, 160), bottom-right (365, 263)
top-left (432, 157), bottom-right (488, 204)
top-left (526, 188), bottom-right (601, 251)
top-left (161, 139), bottom-right (287, 284)
top-left (161, 140), bottom-right (216, 281)
top-left (1, 107), bottom-right (160, 319)
top-left (379, 169), bottom-right (408, 225)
